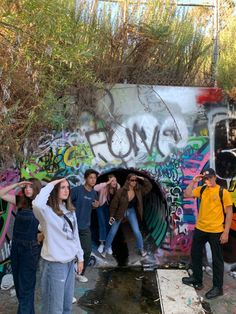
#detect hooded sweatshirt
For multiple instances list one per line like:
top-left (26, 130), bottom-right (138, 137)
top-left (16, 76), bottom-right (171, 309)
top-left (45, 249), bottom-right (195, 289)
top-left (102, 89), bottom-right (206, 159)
top-left (33, 183), bottom-right (83, 263)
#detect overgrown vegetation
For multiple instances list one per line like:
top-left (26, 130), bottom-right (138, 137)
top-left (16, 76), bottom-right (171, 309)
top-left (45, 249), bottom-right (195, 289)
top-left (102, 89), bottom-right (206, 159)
top-left (0, 0), bottom-right (235, 166)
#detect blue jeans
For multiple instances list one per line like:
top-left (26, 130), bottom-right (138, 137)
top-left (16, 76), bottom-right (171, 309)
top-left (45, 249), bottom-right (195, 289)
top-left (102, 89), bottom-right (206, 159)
top-left (41, 259), bottom-right (75, 314)
top-left (97, 203), bottom-right (110, 241)
top-left (11, 240), bottom-right (41, 314)
top-left (104, 207), bottom-right (144, 251)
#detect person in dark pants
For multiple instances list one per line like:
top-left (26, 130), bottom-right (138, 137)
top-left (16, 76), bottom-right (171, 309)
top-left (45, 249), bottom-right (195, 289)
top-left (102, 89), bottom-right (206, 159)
top-left (182, 168), bottom-right (233, 299)
top-left (71, 169), bottom-right (99, 283)
top-left (0, 179), bottom-right (42, 314)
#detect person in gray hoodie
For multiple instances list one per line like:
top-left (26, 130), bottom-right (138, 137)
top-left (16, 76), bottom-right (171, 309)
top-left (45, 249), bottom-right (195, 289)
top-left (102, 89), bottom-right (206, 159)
top-left (33, 178), bottom-right (83, 314)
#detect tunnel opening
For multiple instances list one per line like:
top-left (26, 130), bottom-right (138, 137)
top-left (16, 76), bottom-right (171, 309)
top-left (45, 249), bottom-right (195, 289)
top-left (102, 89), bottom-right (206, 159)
top-left (90, 167), bottom-right (168, 267)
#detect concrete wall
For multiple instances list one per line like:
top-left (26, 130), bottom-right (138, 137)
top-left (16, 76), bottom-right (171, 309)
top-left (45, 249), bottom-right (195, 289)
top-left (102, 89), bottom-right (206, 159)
top-left (1, 84), bottom-right (236, 269)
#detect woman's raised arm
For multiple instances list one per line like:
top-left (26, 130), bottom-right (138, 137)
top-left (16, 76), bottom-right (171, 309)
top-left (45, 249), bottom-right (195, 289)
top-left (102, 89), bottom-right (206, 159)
top-left (0, 181), bottom-right (32, 205)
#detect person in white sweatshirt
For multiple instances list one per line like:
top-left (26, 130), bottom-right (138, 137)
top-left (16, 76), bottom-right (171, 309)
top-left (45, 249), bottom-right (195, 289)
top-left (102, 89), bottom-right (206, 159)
top-left (33, 178), bottom-right (84, 314)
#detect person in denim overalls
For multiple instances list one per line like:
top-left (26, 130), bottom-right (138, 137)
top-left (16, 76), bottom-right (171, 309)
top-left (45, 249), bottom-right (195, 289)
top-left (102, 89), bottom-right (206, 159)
top-left (0, 178), bottom-right (42, 314)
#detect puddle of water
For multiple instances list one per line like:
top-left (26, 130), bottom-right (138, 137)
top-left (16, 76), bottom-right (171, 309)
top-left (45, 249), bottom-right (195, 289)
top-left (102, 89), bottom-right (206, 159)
top-left (77, 267), bottom-right (161, 314)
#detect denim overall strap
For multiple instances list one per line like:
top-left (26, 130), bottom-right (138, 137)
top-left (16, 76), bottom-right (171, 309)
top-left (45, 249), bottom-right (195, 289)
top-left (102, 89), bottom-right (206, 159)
top-left (13, 209), bottom-right (39, 242)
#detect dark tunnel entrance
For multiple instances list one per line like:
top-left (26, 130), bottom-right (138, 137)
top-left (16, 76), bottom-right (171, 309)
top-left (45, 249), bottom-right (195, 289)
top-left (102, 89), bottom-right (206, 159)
top-left (91, 168), bottom-right (168, 266)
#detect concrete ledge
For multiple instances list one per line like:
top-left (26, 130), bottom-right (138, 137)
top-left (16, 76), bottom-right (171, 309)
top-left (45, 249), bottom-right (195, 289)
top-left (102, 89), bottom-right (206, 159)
top-left (156, 269), bottom-right (204, 314)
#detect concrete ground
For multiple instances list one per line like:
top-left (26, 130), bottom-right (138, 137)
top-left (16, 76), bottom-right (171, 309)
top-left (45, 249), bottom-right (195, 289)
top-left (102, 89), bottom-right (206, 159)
top-left (1, 254), bottom-right (236, 314)
top-left (197, 269), bottom-right (236, 314)
top-left (1, 226), bottom-right (236, 314)
top-left (157, 268), bottom-right (236, 314)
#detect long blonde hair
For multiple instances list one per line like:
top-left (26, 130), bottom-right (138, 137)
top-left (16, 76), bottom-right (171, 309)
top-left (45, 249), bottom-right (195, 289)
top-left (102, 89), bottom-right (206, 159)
top-left (107, 174), bottom-right (119, 202)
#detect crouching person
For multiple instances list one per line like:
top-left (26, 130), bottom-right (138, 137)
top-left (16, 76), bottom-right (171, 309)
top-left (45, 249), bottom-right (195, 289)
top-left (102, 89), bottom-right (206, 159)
top-left (33, 178), bottom-right (84, 314)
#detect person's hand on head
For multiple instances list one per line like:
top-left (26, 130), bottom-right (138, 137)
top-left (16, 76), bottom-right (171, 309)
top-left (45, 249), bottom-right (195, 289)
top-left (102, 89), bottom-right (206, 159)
top-left (192, 175), bottom-right (203, 183)
top-left (107, 177), bottom-right (115, 185)
top-left (18, 181), bottom-right (33, 188)
top-left (51, 178), bottom-right (67, 186)
top-left (136, 176), bottom-right (144, 181)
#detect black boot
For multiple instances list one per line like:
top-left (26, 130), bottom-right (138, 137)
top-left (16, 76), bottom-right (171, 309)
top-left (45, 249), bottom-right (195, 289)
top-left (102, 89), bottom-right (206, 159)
top-left (182, 276), bottom-right (203, 290)
top-left (205, 286), bottom-right (223, 299)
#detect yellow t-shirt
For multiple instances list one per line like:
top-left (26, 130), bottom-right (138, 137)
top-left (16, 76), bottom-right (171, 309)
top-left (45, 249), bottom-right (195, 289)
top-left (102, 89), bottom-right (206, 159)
top-left (193, 185), bottom-right (232, 233)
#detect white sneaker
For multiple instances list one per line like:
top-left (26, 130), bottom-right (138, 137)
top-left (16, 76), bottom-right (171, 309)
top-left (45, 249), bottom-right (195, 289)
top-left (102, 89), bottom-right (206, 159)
top-left (0, 274), bottom-right (14, 290)
top-left (98, 243), bottom-right (105, 254)
top-left (107, 247), bottom-right (113, 255)
top-left (140, 250), bottom-right (147, 257)
top-left (205, 266), bottom-right (213, 276)
top-left (72, 297), bottom-right (77, 304)
top-left (76, 274), bottom-right (88, 283)
top-left (101, 251), bottom-right (107, 259)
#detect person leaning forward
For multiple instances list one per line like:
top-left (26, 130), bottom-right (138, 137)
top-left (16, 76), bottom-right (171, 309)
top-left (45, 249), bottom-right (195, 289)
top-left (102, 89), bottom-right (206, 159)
top-left (182, 168), bottom-right (233, 299)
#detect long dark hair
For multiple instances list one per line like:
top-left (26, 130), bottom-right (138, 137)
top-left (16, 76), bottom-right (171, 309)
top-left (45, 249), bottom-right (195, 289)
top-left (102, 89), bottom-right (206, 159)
top-left (47, 178), bottom-right (75, 216)
top-left (16, 178), bottom-right (42, 209)
top-left (123, 173), bottom-right (138, 191)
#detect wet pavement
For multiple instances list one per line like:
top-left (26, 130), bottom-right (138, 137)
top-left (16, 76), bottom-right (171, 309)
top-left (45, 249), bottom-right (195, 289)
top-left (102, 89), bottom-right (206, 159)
top-left (77, 267), bottom-right (160, 314)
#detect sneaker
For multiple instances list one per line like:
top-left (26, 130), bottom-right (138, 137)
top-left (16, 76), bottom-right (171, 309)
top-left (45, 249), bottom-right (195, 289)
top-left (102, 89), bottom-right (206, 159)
top-left (72, 297), bottom-right (77, 304)
top-left (98, 243), bottom-right (104, 253)
top-left (76, 274), bottom-right (88, 283)
top-left (107, 247), bottom-right (113, 255)
top-left (10, 288), bottom-right (16, 297)
top-left (100, 250), bottom-right (107, 259)
top-left (205, 286), bottom-right (223, 299)
top-left (0, 274), bottom-right (14, 290)
top-left (140, 250), bottom-right (147, 257)
top-left (182, 276), bottom-right (203, 290)
top-left (205, 266), bottom-right (213, 276)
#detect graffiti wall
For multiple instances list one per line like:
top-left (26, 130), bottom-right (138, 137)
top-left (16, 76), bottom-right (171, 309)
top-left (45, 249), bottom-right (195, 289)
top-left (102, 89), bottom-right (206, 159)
top-left (0, 169), bottom-right (19, 278)
top-left (1, 84), bottom-right (236, 263)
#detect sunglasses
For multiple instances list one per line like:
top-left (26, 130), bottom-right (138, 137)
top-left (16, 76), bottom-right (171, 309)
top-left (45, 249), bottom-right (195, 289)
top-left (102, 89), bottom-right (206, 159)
top-left (130, 179), bottom-right (137, 182)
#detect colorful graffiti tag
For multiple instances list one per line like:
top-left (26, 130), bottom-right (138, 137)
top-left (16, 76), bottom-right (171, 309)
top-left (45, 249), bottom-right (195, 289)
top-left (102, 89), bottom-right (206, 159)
top-left (1, 84), bottom-right (235, 260)
top-left (0, 169), bottom-right (19, 276)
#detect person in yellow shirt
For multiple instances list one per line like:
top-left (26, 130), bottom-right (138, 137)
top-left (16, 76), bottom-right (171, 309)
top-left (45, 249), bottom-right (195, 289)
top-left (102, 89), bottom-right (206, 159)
top-left (182, 168), bottom-right (233, 299)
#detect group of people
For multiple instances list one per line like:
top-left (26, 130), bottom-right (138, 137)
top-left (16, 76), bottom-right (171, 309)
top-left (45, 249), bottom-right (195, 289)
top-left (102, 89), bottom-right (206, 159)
top-left (0, 166), bottom-right (234, 313)
top-left (0, 169), bottom-right (152, 314)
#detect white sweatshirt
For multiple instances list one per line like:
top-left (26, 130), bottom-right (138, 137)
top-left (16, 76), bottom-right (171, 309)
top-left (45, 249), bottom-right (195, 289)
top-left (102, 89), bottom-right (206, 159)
top-left (33, 183), bottom-right (83, 263)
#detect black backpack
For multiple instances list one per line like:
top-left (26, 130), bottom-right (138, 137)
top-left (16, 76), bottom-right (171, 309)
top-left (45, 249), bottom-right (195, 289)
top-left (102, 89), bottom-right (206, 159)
top-left (200, 186), bottom-right (236, 213)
